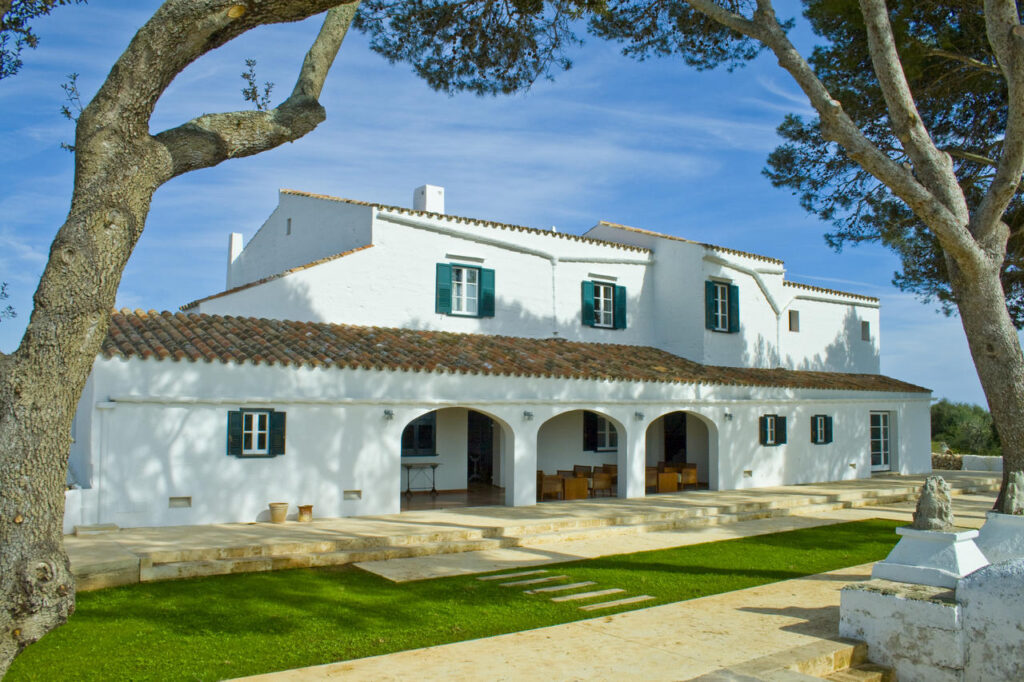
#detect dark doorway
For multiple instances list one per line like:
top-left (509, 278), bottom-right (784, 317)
top-left (664, 412), bottom-right (687, 463)
top-left (467, 410), bottom-right (495, 484)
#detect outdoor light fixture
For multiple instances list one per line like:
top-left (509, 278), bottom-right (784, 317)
top-left (634, 411), bottom-right (645, 421)
top-left (383, 409), bottom-right (394, 420)
top-left (724, 412), bottom-right (734, 421)
top-left (523, 410), bottom-right (534, 421)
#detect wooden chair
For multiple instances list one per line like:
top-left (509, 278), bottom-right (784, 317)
top-left (563, 476), bottom-right (588, 500)
top-left (540, 475), bottom-right (563, 500)
top-left (680, 463), bottom-right (698, 489)
top-left (573, 465), bottom-right (592, 477)
top-left (645, 467), bottom-right (658, 492)
top-left (557, 469), bottom-right (575, 479)
top-left (657, 472), bottom-right (679, 493)
top-left (591, 472), bottom-right (613, 497)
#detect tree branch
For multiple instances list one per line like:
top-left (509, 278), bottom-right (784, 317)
top-left (683, 0), bottom-right (979, 264)
top-left (945, 147), bottom-right (1000, 169)
top-left (972, 0), bottom-right (1024, 252)
top-left (858, 0), bottom-right (970, 223)
top-left (924, 47), bottom-right (1002, 76)
top-left (152, 2), bottom-right (358, 180)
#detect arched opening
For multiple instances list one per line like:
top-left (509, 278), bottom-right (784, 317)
top-left (399, 407), bottom-right (510, 511)
top-left (536, 409), bottom-right (623, 501)
top-left (644, 411), bottom-right (716, 492)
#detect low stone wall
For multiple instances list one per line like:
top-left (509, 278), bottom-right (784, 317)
top-left (932, 453), bottom-right (962, 470)
top-left (961, 454), bottom-right (1003, 472)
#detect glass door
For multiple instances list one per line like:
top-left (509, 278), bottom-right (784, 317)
top-left (870, 412), bottom-right (891, 472)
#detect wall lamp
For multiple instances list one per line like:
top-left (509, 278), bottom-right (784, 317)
top-left (634, 411), bottom-right (645, 421)
top-left (522, 411), bottom-right (534, 421)
top-left (724, 412), bottom-right (734, 421)
top-left (383, 409), bottom-right (394, 421)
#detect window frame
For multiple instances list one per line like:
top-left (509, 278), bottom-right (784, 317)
top-left (764, 415), bottom-right (777, 445)
top-left (861, 320), bottom-right (871, 341)
top-left (789, 309), bottom-right (800, 332)
top-left (811, 414), bottom-right (833, 445)
top-left (713, 282), bottom-right (730, 332)
top-left (241, 410), bottom-right (271, 455)
top-left (870, 411), bottom-right (891, 471)
top-left (596, 415), bottom-right (618, 451)
top-left (593, 282), bottom-right (615, 328)
top-left (450, 265), bottom-right (480, 317)
top-left (402, 412), bottom-right (437, 457)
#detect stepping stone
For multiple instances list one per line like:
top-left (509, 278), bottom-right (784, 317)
top-left (578, 595), bottom-right (655, 611)
top-left (477, 569), bottom-right (548, 581)
top-left (550, 588), bottom-right (624, 602)
top-left (524, 581), bottom-right (596, 595)
top-left (500, 575), bottom-right (569, 587)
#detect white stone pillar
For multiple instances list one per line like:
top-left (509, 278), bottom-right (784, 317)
top-left (506, 419), bottom-right (538, 507)
top-left (618, 419), bottom-right (646, 499)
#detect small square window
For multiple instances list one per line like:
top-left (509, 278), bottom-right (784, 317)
top-left (861, 320), bottom-right (871, 341)
top-left (789, 310), bottom-right (800, 332)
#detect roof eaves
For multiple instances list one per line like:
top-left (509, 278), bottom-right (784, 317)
top-left (594, 220), bottom-right (785, 265)
top-left (783, 279), bottom-right (879, 303)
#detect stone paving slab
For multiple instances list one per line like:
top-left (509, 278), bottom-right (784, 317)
top-left (550, 588), bottom-right (624, 602)
top-left (66, 473), bottom-right (999, 590)
top-left (579, 594), bottom-right (655, 611)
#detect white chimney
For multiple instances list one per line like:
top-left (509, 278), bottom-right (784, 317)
top-left (413, 184), bottom-right (445, 214)
top-left (227, 232), bottom-right (243, 288)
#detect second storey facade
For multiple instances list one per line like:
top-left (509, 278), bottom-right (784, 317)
top-left (184, 186), bottom-right (881, 374)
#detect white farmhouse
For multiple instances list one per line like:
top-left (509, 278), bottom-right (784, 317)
top-left (65, 185), bottom-right (931, 531)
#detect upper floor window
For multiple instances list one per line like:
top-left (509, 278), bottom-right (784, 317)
top-left (581, 281), bottom-right (627, 330)
top-left (227, 409), bottom-right (286, 457)
top-left (705, 281), bottom-right (739, 333)
top-left (811, 414), bottom-right (833, 444)
top-left (861, 320), bottom-right (871, 341)
top-left (436, 263), bottom-right (495, 318)
top-left (583, 411), bottom-right (619, 451)
top-left (789, 310), bottom-right (800, 332)
top-left (758, 414), bottom-right (787, 447)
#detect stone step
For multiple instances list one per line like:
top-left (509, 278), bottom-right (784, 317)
top-left (824, 664), bottom-right (892, 682)
top-left (524, 581), bottom-right (596, 594)
top-left (499, 575), bottom-right (568, 587)
top-left (74, 523), bottom-right (119, 536)
top-left (476, 569), bottom-right (548, 581)
top-left (691, 639), bottom-right (870, 681)
top-left (550, 588), bottom-right (624, 603)
top-left (578, 595), bottom-right (654, 611)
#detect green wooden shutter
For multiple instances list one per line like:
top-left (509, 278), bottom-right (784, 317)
top-left (581, 281), bottom-right (595, 327)
top-left (583, 411), bottom-right (598, 451)
top-left (824, 416), bottom-right (833, 444)
top-left (227, 410), bottom-right (243, 456)
top-left (810, 416), bottom-right (818, 444)
top-left (758, 415), bottom-right (768, 446)
top-left (269, 411), bottom-right (286, 456)
top-left (728, 284), bottom-right (740, 333)
top-left (435, 263), bottom-right (452, 314)
top-left (479, 268), bottom-right (495, 317)
top-left (705, 281), bottom-right (716, 330)
top-left (613, 285), bottom-right (627, 329)
top-left (776, 416), bottom-right (787, 445)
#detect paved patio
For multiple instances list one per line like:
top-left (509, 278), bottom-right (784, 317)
top-left (67, 472), bottom-right (1000, 590)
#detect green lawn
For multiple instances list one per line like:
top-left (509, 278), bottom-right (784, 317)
top-left (8, 519), bottom-right (902, 681)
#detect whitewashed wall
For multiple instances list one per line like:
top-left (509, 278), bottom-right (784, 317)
top-left (66, 355), bottom-right (931, 530)
top-left (228, 193), bottom-right (374, 289)
top-left (536, 411), bottom-right (619, 474)
top-left (779, 293), bottom-right (880, 373)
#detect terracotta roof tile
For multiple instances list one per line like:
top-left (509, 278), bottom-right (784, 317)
top-left (101, 311), bottom-right (928, 394)
top-left (281, 189), bottom-right (650, 254)
top-left (783, 279), bottom-right (880, 303)
top-left (180, 245), bottom-right (374, 311)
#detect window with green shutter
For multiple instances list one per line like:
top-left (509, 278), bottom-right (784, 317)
top-left (436, 263), bottom-right (495, 318)
top-left (706, 281), bottom-right (739, 333)
top-left (811, 415), bottom-right (833, 444)
top-left (759, 414), bottom-right (786, 446)
top-left (227, 409), bottom-right (286, 458)
top-left (582, 411), bottom-right (617, 451)
top-left (582, 281), bottom-right (626, 329)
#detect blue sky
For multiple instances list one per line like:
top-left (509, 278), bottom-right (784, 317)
top-left (0, 0), bottom-right (1001, 406)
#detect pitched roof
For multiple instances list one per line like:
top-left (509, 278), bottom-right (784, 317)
top-left (280, 189), bottom-right (650, 253)
top-left (102, 311), bottom-right (928, 394)
top-left (782, 279), bottom-right (880, 303)
top-left (179, 245), bottom-right (373, 311)
top-left (592, 220), bottom-right (785, 265)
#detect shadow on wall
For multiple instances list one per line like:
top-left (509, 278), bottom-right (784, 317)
top-left (790, 308), bottom-right (880, 374)
top-left (741, 333), bottom-right (781, 369)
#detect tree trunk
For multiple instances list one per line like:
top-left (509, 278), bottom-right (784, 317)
top-left (0, 132), bottom-right (158, 673)
top-left (947, 255), bottom-right (1024, 512)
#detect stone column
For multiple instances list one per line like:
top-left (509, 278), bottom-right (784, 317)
top-left (506, 418), bottom-right (538, 507)
top-left (618, 418), bottom-right (646, 499)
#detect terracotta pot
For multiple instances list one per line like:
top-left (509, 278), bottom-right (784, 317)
top-left (297, 504), bottom-right (313, 522)
top-left (268, 502), bottom-right (288, 524)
